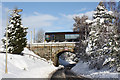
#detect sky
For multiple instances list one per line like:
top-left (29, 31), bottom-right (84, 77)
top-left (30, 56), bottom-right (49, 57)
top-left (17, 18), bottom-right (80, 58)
top-left (1, 2), bottom-right (99, 42)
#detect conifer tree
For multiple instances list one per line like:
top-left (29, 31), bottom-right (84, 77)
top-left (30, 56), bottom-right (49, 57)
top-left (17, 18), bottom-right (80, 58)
top-left (2, 9), bottom-right (28, 54)
top-left (86, 2), bottom-right (120, 69)
top-left (103, 12), bottom-right (120, 67)
top-left (86, 2), bottom-right (107, 58)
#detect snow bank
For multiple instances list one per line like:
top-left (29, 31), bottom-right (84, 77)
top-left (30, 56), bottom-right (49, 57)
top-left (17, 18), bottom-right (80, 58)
top-left (71, 61), bottom-right (120, 79)
top-left (22, 48), bottom-right (40, 57)
top-left (90, 72), bottom-right (119, 78)
top-left (71, 61), bottom-right (93, 76)
top-left (0, 47), bottom-right (57, 79)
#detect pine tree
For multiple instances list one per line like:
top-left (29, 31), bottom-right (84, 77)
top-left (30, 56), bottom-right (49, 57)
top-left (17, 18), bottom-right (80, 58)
top-left (86, 2), bottom-right (107, 58)
top-left (86, 2), bottom-right (120, 69)
top-left (2, 9), bottom-right (28, 54)
top-left (103, 12), bottom-right (120, 68)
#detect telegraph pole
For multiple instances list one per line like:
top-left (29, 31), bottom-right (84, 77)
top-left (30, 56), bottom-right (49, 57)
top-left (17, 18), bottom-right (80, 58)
top-left (34, 28), bottom-right (35, 43)
top-left (50, 42), bottom-right (52, 61)
top-left (5, 8), bottom-right (23, 73)
top-left (30, 31), bottom-right (32, 49)
top-left (5, 11), bottom-right (9, 74)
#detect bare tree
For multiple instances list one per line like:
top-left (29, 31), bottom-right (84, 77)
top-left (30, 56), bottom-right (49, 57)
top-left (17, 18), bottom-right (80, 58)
top-left (73, 15), bottom-right (89, 40)
top-left (73, 15), bottom-right (90, 62)
top-left (104, 0), bottom-right (120, 32)
top-left (36, 28), bottom-right (45, 43)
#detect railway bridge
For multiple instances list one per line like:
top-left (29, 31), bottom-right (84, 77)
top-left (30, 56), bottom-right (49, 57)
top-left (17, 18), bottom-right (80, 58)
top-left (27, 42), bottom-right (78, 66)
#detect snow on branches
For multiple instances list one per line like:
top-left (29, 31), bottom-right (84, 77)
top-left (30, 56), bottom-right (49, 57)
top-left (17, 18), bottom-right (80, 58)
top-left (86, 2), bottom-right (120, 70)
top-left (2, 9), bottom-right (28, 54)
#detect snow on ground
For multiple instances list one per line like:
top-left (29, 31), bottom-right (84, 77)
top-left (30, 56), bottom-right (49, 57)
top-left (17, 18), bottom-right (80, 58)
top-left (71, 61), bottom-right (120, 79)
top-left (59, 58), bottom-right (76, 66)
top-left (0, 48), bottom-right (58, 79)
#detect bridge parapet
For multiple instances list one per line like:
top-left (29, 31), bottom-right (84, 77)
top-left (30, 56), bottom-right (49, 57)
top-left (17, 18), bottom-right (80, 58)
top-left (28, 42), bottom-right (76, 46)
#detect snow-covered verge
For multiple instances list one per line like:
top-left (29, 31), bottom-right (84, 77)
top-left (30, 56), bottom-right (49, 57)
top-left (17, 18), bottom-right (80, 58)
top-left (0, 48), bottom-right (58, 79)
top-left (71, 61), bottom-right (120, 79)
